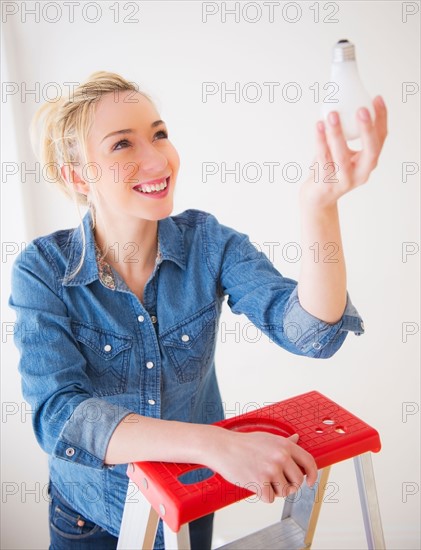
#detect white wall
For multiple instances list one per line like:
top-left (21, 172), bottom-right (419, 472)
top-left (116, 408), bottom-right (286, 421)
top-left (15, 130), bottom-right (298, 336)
top-left (1, 1), bottom-right (420, 548)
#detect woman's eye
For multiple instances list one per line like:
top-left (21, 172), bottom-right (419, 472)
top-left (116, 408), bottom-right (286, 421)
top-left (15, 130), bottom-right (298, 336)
top-left (154, 130), bottom-right (168, 140)
top-left (112, 139), bottom-right (131, 151)
top-left (112, 131), bottom-right (168, 151)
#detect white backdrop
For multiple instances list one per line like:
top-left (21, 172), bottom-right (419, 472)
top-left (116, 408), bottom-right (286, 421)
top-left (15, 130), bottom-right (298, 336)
top-left (1, 1), bottom-right (420, 548)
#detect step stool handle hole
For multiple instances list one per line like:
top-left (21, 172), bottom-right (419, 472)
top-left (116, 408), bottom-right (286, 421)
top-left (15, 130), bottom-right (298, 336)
top-left (178, 467), bottom-right (215, 485)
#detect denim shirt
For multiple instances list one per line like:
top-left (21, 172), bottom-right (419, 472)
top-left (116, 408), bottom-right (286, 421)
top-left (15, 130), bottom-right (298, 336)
top-left (9, 208), bottom-right (364, 543)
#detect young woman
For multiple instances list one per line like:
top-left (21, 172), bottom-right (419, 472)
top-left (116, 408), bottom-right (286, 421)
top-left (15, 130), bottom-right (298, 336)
top-left (9, 71), bottom-right (387, 549)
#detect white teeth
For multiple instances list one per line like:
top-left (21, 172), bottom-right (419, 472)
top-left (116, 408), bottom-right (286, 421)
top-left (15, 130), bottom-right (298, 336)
top-left (135, 178), bottom-right (168, 193)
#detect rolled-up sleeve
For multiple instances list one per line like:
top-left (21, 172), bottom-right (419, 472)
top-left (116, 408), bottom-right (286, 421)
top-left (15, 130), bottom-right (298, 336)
top-left (8, 242), bottom-right (133, 469)
top-left (204, 213), bottom-right (365, 359)
top-left (282, 285), bottom-right (364, 358)
top-left (53, 398), bottom-right (132, 468)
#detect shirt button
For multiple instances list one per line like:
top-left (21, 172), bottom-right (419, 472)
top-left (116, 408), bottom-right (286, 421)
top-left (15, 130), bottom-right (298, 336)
top-left (146, 361), bottom-right (154, 369)
top-left (138, 315), bottom-right (145, 323)
top-left (148, 399), bottom-right (156, 405)
top-left (151, 315), bottom-right (157, 324)
top-left (104, 344), bottom-right (112, 352)
top-left (181, 334), bottom-right (190, 342)
top-left (65, 447), bottom-right (75, 457)
top-left (312, 342), bottom-right (322, 350)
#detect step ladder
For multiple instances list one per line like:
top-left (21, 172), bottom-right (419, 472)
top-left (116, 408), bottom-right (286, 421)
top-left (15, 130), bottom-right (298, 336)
top-left (117, 391), bottom-right (386, 549)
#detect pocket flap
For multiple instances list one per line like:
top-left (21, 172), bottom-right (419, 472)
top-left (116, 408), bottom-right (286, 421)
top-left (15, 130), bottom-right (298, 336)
top-left (71, 321), bottom-right (132, 359)
top-left (160, 303), bottom-right (217, 349)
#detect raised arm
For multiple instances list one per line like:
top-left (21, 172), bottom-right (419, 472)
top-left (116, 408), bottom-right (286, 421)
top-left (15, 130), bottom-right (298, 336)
top-left (297, 96), bottom-right (388, 323)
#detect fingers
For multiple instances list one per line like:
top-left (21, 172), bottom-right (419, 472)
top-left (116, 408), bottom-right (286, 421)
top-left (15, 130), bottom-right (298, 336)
top-left (263, 458), bottom-right (316, 502)
top-left (288, 433), bottom-right (299, 443)
top-left (315, 120), bottom-right (333, 165)
top-left (286, 433), bottom-right (317, 486)
top-left (281, 461), bottom-right (306, 495)
top-left (261, 469), bottom-right (302, 502)
top-left (324, 111), bottom-right (352, 186)
top-left (322, 100), bottom-right (387, 189)
top-left (314, 119), bottom-right (337, 184)
top-left (351, 97), bottom-right (387, 184)
top-left (227, 431), bottom-right (318, 504)
top-left (291, 444), bottom-right (318, 488)
top-left (260, 436), bottom-right (318, 503)
top-left (355, 106), bottom-right (381, 180)
top-left (261, 480), bottom-right (287, 503)
top-left (372, 95), bottom-right (388, 148)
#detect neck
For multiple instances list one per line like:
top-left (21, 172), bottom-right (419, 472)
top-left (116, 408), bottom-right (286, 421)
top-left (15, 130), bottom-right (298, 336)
top-left (93, 213), bottom-right (159, 273)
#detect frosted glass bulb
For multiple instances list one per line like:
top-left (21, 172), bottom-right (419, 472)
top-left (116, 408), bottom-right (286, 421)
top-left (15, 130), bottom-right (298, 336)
top-left (321, 39), bottom-right (374, 141)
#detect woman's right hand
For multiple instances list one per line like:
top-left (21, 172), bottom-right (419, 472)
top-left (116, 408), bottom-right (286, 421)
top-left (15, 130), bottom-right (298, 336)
top-left (207, 427), bottom-right (318, 503)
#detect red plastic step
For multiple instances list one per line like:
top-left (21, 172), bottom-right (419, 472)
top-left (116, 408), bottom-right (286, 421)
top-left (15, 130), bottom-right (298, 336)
top-left (127, 391), bottom-right (381, 532)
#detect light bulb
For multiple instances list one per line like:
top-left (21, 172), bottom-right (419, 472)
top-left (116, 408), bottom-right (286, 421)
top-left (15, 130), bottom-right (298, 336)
top-left (321, 39), bottom-right (374, 141)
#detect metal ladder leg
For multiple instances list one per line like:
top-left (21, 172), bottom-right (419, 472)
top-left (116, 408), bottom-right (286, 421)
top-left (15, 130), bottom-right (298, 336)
top-left (281, 466), bottom-right (331, 549)
top-left (117, 479), bottom-right (159, 550)
top-left (163, 522), bottom-right (191, 550)
top-left (118, 479), bottom-right (191, 550)
top-left (354, 453), bottom-right (386, 549)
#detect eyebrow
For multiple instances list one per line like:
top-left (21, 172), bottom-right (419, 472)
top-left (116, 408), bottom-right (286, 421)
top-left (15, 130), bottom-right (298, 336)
top-left (101, 120), bottom-right (166, 143)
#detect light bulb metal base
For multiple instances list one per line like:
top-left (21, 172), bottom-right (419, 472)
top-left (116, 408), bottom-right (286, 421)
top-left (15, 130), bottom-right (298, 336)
top-left (333, 39), bottom-right (356, 63)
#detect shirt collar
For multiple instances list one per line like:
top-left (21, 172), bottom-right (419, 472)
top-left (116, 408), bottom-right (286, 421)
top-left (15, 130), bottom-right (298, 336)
top-left (62, 211), bottom-right (186, 287)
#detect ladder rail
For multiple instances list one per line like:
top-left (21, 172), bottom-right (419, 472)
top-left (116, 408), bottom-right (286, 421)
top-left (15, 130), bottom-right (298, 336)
top-left (117, 479), bottom-right (159, 550)
top-left (354, 453), bottom-right (386, 550)
top-left (281, 466), bottom-right (331, 546)
top-left (163, 523), bottom-right (190, 550)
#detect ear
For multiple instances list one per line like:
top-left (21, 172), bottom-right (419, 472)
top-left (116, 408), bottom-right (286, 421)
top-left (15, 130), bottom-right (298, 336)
top-left (60, 164), bottom-right (90, 196)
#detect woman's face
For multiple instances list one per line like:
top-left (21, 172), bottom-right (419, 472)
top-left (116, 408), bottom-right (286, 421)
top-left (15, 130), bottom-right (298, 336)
top-left (84, 90), bottom-right (180, 222)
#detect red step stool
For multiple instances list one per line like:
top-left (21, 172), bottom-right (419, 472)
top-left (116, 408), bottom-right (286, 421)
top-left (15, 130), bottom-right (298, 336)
top-left (117, 391), bottom-right (386, 549)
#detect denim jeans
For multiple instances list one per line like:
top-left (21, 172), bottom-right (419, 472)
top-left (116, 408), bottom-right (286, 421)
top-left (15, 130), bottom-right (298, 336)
top-left (48, 479), bottom-right (214, 549)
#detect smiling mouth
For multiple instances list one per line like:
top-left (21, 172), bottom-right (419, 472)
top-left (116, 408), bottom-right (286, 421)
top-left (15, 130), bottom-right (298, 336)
top-left (133, 177), bottom-right (169, 194)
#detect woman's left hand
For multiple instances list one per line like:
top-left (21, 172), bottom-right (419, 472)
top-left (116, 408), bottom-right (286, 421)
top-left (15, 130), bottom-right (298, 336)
top-left (299, 95), bottom-right (388, 210)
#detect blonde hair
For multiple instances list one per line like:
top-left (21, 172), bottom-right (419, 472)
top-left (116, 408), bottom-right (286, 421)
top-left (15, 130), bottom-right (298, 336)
top-left (29, 71), bottom-right (155, 281)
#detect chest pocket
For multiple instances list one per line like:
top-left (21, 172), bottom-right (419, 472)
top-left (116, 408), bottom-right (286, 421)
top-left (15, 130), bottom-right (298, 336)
top-left (160, 303), bottom-right (218, 384)
top-left (71, 321), bottom-right (133, 397)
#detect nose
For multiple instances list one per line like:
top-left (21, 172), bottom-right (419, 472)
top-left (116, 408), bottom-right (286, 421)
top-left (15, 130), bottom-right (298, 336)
top-left (136, 141), bottom-right (168, 175)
